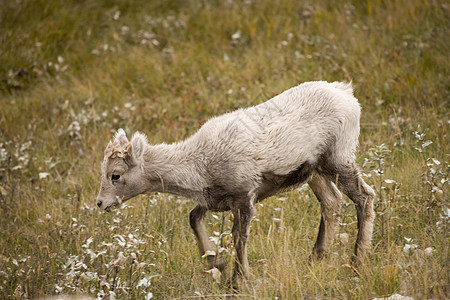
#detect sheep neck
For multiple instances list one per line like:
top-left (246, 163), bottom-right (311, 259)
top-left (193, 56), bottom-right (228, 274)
top-left (143, 142), bottom-right (206, 201)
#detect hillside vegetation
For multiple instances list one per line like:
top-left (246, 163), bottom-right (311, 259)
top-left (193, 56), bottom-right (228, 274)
top-left (0, 0), bottom-right (448, 298)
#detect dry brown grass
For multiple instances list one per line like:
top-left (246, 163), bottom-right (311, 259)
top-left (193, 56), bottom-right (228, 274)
top-left (0, 0), bottom-right (448, 298)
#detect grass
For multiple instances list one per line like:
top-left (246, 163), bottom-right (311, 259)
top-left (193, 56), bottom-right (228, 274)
top-left (0, 0), bottom-right (448, 298)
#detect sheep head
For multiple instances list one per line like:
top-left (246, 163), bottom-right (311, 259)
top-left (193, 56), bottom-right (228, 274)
top-left (96, 129), bottom-right (148, 210)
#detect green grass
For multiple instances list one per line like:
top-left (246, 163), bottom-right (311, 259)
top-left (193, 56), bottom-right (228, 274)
top-left (0, 0), bottom-right (448, 298)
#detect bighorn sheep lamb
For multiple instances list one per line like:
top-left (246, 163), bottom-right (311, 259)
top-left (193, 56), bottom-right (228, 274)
top-left (96, 81), bottom-right (375, 281)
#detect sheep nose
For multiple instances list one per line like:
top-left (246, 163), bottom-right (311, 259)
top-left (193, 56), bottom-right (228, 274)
top-left (97, 200), bottom-right (103, 208)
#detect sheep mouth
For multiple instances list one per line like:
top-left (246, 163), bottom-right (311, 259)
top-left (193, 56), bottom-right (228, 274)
top-left (104, 201), bottom-right (121, 212)
top-left (97, 199), bottom-right (121, 212)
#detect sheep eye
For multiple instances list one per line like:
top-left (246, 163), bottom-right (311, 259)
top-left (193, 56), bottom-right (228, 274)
top-left (111, 174), bottom-right (120, 181)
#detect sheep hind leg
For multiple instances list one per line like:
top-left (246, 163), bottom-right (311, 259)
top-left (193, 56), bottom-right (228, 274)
top-left (308, 173), bottom-right (342, 260)
top-left (231, 198), bottom-right (255, 283)
top-left (189, 205), bottom-right (223, 269)
top-left (324, 164), bottom-right (375, 261)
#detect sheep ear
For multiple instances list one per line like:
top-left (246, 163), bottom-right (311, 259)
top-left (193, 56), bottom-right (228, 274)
top-left (130, 132), bottom-right (147, 161)
top-left (114, 128), bottom-right (129, 145)
top-left (104, 141), bottom-right (113, 155)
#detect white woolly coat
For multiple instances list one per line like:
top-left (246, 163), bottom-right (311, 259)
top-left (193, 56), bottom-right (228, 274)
top-left (148, 81), bottom-right (361, 207)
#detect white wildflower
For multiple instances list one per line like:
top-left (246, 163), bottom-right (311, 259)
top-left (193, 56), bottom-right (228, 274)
top-left (403, 243), bottom-right (418, 254)
top-left (113, 251), bottom-right (127, 265)
top-left (430, 158), bottom-right (441, 165)
top-left (337, 233), bottom-right (349, 244)
top-left (137, 277), bottom-right (152, 288)
top-left (272, 217), bottom-right (282, 224)
top-left (205, 267), bottom-right (221, 283)
top-left (231, 30), bottom-right (241, 40)
top-left (424, 247), bottom-right (434, 256)
top-left (82, 237), bottom-right (93, 248)
top-left (372, 294), bottom-right (414, 300)
top-left (39, 172), bottom-right (50, 179)
top-left (209, 235), bottom-right (220, 245)
top-left (113, 10), bottom-right (121, 20)
top-left (202, 250), bottom-right (216, 258)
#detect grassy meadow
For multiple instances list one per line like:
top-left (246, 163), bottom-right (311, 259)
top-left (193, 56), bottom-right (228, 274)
top-left (0, 0), bottom-right (448, 298)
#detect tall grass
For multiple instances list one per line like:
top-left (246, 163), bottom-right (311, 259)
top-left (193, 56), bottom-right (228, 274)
top-left (0, 0), bottom-right (448, 298)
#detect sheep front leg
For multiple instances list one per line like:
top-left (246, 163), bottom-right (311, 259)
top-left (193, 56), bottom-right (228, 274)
top-left (231, 198), bottom-right (255, 282)
top-left (189, 205), bottom-right (221, 269)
